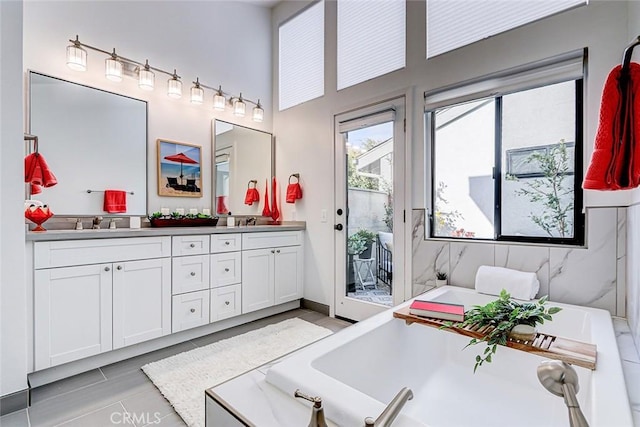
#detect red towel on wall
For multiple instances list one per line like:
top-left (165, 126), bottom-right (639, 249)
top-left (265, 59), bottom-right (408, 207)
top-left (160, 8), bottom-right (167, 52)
top-left (286, 183), bottom-right (303, 203)
top-left (244, 188), bottom-right (260, 206)
top-left (271, 177), bottom-right (280, 221)
top-left (24, 152), bottom-right (57, 188)
top-left (262, 179), bottom-right (271, 217)
top-left (583, 63), bottom-right (640, 190)
top-left (103, 190), bottom-right (127, 213)
top-left (217, 196), bottom-right (229, 214)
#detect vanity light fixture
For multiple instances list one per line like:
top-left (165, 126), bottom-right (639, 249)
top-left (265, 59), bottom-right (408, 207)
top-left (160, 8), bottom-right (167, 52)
top-left (66, 35), bottom-right (87, 71)
top-left (213, 85), bottom-right (226, 111)
top-left (252, 99), bottom-right (264, 123)
top-left (167, 69), bottom-right (182, 99)
top-left (105, 49), bottom-right (123, 82)
top-left (190, 78), bottom-right (204, 104)
top-left (233, 93), bottom-right (246, 117)
top-left (64, 36), bottom-right (266, 121)
top-left (138, 60), bottom-right (155, 91)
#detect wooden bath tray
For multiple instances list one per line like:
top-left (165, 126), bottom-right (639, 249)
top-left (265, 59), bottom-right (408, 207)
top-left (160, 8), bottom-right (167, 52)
top-left (393, 307), bottom-right (597, 370)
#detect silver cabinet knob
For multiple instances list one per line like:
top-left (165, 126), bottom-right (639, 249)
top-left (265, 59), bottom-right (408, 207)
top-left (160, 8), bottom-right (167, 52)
top-left (224, 268), bottom-right (230, 272)
top-left (276, 249), bottom-right (281, 254)
top-left (116, 265), bottom-right (123, 270)
top-left (190, 271), bottom-right (196, 276)
top-left (271, 249), bottom-right (275, 253)
top-left (190, 308), bottom-right (196, 313)
top-left (224, 241), bottom-right (230, 246)
top-left (189, 243), bottom-right (195, 248)
top-left (104, 266), bottom-right (111, 272)
top-left (225, 301), bottom-right (230, 305)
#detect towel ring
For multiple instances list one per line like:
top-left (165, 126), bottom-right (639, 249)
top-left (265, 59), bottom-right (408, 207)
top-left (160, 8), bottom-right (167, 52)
top-left (247, 180), bottom-right (258, 189)
top-left (288, 173), bottom-right (300, 184)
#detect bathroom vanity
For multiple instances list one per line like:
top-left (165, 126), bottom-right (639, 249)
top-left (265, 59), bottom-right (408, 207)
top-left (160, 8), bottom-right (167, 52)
top-left (26, 224), bottom-right (305, 382)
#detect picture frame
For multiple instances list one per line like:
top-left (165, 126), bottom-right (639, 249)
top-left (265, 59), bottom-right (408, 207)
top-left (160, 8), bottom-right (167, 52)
top-left (157, 139), bottom-right (203, 198)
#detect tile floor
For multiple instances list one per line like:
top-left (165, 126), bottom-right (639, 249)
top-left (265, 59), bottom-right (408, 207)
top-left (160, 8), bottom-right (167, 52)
top-left (0, 309), bottom-right (351, 427)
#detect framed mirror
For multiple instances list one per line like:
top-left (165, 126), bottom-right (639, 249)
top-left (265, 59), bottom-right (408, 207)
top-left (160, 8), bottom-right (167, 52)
top-left (28, 71), bottom-right (148, 215)
top-left (213, 120), bottom-right (273, 216)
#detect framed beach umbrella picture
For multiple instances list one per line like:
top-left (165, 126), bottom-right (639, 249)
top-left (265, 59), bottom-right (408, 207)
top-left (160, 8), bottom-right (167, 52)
top-left (157, 139), bottom-right (203, 197)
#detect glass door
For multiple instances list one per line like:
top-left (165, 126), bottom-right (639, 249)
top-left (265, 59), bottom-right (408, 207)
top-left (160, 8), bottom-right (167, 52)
top-left (334, 98), bottom-right (406, 321)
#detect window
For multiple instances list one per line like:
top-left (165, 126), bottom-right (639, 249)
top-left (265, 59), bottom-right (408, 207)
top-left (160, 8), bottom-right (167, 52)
top-left (337, 0), bottom-right (405, 90)
top-left (426, 0), bottom-right (586, 59)
top-left (427, 52), bottom-right (585, 245)
top-left (279, 1), bottom-right (324, 111)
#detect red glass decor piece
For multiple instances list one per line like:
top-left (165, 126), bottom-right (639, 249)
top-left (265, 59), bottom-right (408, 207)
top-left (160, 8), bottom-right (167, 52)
top-left (25, 205), bottom-right (54, 232)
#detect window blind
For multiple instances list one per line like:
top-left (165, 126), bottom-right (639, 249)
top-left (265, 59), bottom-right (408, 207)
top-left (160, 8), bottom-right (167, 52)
top-left (337, 0), bottom-right (405, 90)
top-left (426, 0), bottom-right (587, 59)
top-left (279, 1), bottom-right (324, 111)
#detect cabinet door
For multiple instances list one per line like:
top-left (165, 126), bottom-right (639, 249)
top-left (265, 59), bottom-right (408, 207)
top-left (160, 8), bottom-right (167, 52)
top-left (172, 255), bottom-right (210, 294)
top-left (241, 248), bottom-right (274, 314)
top-left (34, 264), bottom-right (113, 370)
top-left (274, 246), bottom-right (303, 305)
top-left (172, 290), bottom-right (210, 333)
top-left (210, 284), bottom-right (241, 322)
top-left (113, 258), bottom-right (171, 349)
top-left (210, 252), bottom-right (241, 288)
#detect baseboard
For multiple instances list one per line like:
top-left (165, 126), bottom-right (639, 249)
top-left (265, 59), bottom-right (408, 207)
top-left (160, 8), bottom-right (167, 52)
top-left (0, 389), bottom-right (29, 416)
top-left (301, 298), bottom-right (329, 316)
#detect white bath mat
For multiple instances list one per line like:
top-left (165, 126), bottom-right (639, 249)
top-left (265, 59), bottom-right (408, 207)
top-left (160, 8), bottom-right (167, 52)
top-left (141, 318), bottom-right (332, 427)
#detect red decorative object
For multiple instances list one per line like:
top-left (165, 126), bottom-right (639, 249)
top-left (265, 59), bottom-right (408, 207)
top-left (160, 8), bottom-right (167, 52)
top-left (25, 205), bottom-right (54, 232)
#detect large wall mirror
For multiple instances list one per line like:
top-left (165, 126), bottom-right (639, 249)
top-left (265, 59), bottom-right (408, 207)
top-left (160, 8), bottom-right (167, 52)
top-left (29, 71), bottom-right (147, 215)
top-left (213, 120), bottom-right (273, 216)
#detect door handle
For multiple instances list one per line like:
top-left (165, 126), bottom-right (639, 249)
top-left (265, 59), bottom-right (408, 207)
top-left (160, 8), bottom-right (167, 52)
top-left (334, 224), bottom-right (343, 231)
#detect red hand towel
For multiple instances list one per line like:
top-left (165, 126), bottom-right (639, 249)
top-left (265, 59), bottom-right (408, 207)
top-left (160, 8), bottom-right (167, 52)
top-left (262, 180), bottom-right (271, 217)
top-left (286, 183), bottom-right (303, 203)
top-left (25, 152), bottom-right (57, 188)
top-left (103, 190), bottom-right (127, 214)
top-left (245, 188), bottom-right (255, 206)
top-left (584, 63), bottom-right (640, 190)
top-left (31, 183), bottom-right (42, 195)
top-left (252, 188), bottom-right (260, 203)
top-left (271, 177), bottom-right (280, 221)
top-left (217, 196), bottom-right (229, 214)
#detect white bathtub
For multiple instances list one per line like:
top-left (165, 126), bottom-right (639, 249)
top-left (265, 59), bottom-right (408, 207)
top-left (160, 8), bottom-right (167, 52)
top-left (266, 286), bottom-right (633, 427)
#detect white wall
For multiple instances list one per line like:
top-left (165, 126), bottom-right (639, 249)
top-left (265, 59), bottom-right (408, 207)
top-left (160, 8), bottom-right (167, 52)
top-left (23, 0), bottom-right (273, 215)
top-left (1, 0), bottom-right (27, 397)
top-left (272, 1), bottom-right (633, 309)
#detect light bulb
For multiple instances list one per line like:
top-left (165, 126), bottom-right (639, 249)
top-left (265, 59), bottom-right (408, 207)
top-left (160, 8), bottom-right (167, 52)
top-left (213, 86), bottom-right (226, 111)
top-left (66, 36), bottom-right (87, 71)
top-left (190, 78), bottom-right (204, 104)
top-left (234, 94), bottom-right (246, 117)
top-left (167, 70), bottom-right (182, 99)
top-left (252, 100), bottom-right (264, 122)
top-left (138, 60), bottom-right (155, 91)
top-left (105, 49), bottom-right (122, 82)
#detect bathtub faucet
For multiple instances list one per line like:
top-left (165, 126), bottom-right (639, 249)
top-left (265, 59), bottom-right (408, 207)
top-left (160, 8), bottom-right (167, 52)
top-left (294, 389), bottom-right (328, 427)
top-left (364, 387), bottom-right (414, 427)
top-left (537, 360), bottom-right (589, 427)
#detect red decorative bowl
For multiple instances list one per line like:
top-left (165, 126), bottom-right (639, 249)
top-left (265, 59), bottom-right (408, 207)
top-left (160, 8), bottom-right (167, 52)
top-left (25, 206), bottom-right (54, 232)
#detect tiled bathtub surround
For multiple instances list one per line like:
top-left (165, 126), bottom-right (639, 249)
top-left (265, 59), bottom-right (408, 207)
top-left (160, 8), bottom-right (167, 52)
top-left (627, 203), bottom-right (640, 357)
top-left (412, 207), bottom-right (626, 316)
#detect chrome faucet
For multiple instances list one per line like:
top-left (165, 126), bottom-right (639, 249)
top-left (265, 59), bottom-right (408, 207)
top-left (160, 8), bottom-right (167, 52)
top-left (364, 387), bottom-right (414, 427)
top-left (537, 360), bottom-right (589, 427)
top-left (92, 216), bottom-right (103, 229)
top-left (294, 389), bottom-right (328, 427)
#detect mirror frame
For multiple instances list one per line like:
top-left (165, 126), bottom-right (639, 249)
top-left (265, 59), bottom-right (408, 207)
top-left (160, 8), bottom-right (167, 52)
top-left (212, 120), bottom-right (274, 217)
top-left (27, 70), bottom-right (149, 215)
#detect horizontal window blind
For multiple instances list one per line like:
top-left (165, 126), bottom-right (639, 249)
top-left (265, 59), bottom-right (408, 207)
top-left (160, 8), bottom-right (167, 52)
top-left (427, 0), bottom-right (587, 59)
top-left (279, 1), bottom-right (324, 111)
top-left (337, 0), bottom-right (405, 90)
top-left (338, 109), bottom-right (396, 134)
top-left (424, 49), bottom-right (585, 110)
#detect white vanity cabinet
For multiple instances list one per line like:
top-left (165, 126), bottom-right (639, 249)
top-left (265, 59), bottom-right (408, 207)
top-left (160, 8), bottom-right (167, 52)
top-left (33, 237), bottom-right (171, 370)
top-left (241, 232), bottom-right (303, 314)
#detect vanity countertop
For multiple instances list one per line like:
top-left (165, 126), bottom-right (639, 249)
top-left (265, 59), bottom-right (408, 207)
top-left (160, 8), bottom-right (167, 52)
top-left (25, 222), bottom-right (306, 241)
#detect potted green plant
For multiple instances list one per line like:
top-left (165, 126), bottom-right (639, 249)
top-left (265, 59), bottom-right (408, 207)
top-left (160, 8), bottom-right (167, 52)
top-left (354, 229), bottom-right (376, 259)
top-left (435, 271), bottom-right (448, 287)
top-left (444, 290), bottom-right (562, 372)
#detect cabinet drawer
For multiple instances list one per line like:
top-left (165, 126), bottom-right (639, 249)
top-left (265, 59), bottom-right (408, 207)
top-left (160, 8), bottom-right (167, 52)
top-left (242, 231), bottom-right (302, 250)
top-left (210, 284), bottom-right (241, 322)
top-left (172, 235), bottom-right (210, 256)
top-left (34, 237), bottom-right (171, 269)
top-left (210, 252), bottom-right (241, 288)
top-left (211, 234), bottom-right (241, 253)
top-left (172, 290), bottom-right (210, 333)
top-left (172, 255), bottom-right (210, 294)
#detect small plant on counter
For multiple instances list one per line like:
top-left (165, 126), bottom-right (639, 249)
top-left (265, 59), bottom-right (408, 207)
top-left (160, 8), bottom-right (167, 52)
top-left (436, 271), bottom-right (447, 280)
top-left (150, 212), bottom-right (164, 219)
top-left (443, 289), bottom-right (562, 373)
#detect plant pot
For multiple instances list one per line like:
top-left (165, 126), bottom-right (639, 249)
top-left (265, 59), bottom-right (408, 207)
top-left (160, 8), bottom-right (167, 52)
top-left (435, 279), bottom-right (447, 287)
top-left (360, 244), bottom-right (372, 259)
top-left (508, 324), bottom-right (537, 342)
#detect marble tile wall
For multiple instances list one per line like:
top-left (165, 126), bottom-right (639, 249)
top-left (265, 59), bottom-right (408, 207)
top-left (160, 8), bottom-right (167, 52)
top-left (627, 204), bottom-right (640, 356)
top-left (412, 207), bottom-right (626, 316)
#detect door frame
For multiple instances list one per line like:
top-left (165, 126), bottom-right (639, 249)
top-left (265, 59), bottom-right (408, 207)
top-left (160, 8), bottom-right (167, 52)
top-left (333, 95), bottom-right (409, 321)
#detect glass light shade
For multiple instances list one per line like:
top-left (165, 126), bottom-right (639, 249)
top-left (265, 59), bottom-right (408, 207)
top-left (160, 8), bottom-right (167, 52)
top-left (190, 85), bottom-right (204, 104)
top-left (213, 92), bottom-right (226, 111)
top-left (233, 98), bottom-right (246, 117)
top-left (66, 44), bottom-right (87, 71)
top-left (105, 57), bottom-right (123, 82)
top-left (167, 77), bottom-right (182, 99)
top-left (139, 68), bottom-right (155, 91)
top-left (252, 104), bottom-right (264, 122)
